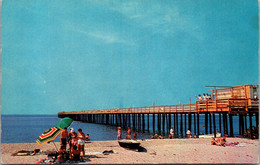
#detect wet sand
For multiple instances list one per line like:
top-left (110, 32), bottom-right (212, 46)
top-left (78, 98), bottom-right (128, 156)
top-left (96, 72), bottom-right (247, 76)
top-left (1, 138), bottom-right (259, 164)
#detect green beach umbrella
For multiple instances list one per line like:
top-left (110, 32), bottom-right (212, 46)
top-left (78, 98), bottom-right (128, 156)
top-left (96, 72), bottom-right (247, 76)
top-left (56, 117), bottom-right (73, 129)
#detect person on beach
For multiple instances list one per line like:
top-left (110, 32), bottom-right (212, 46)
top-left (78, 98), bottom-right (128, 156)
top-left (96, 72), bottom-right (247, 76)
top-left (71, 145), bottom-right (81, 161)
top-left (168, 134), bottom-right (173, 139)
top-left (133, 132), bottom-right (137, 140)
top-left (151, 134), bottom-right (158, 139)
top-left (60, 127), bottom-right (68, 150)
top-left (158, 135), bottom-right (164, 139)
top-left (77, 129), bottom-right (86, 158)
top-left (85, 134), bottom-right (90, 141)
top-left (170, 128), bottom-right (174, 138)
top-left (126, 127), bottom-right (131, 139)
top-left (68, 128), bottom-right (77, 155)
top-left (117, 127), bottom-right (122, 140)
top-left (186, 130), bottom-right (192, 138)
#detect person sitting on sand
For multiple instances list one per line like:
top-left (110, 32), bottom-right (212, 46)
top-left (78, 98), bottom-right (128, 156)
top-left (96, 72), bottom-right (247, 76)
top-left (151, 134), bottom-right (159, 139)
top-left (186, 130), bottom-right (192, 138)
top-left (168, 134), bottom-right (173, 139)
top-left (71, 145), bottom-right (81, 161)
top-left (211, 137), bottom-right (218, 145)
top-left (85, 134), bottom-right (90, 141)
top-left (117, 127), bottom-right (122, 140)
top-left (158, 135), bottom-right (164, 139)
top-left (133, 132), bottom-right (137, 140)
top-left (127, 127), bottom-right (131, 139)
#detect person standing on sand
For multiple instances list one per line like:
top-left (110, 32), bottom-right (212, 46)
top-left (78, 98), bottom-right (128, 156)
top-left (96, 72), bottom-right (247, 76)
top-left (127, 127), bottom-right (131, 139)
top-left (170, 128), bottom-right (174, 138)
top-left (117, 127), bottom-right (122, 140)
top-left (77, 129), bottom-right (86, 159)
top-left (68, 128), bottom-right (77, 155)
top-left (60, 127), bottom-right (68, 150)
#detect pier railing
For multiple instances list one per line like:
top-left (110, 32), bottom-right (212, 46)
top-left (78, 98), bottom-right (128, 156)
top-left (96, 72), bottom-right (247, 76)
top-left (58, 98), bottom-right (258, 115)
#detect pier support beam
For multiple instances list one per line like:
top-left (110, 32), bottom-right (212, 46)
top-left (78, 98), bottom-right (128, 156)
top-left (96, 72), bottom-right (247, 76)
top-left (142, 114), bottom-right (145, 133)
top-left (147, 114), bottom-right (150, 133)
top-left (249, 112), bottom-right (253, 139)
top-left (205, 113), bottom-right (208, 135)
top-left (184, 114), bottom-right (187, 136)
top-left (162, 114), bottom-right (165, 135)
top-left (158, 114), bottom-right (161, 134)
top-left (193, 113), bottom-right (196, 135)
top-left (176, 114), bottom-right (179, 137)
top-left (213, 114), bottom-right (216, 138)
top-left (153, 114), bottom-right (155, 133)
top-left (188, 113), bottom-right (191, 132)
top-left (219, 113), bottom-right (222, 135)
top-left (197, 113), bottom-right (200, 137)
top-left (209, 113), bottom-right (212, 134)
top-left (180, 114), bottom-right (183, 138)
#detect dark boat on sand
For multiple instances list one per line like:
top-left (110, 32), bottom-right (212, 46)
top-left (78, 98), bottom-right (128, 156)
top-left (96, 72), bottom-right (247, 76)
top-left (118, 139), bottom-right (140, 149)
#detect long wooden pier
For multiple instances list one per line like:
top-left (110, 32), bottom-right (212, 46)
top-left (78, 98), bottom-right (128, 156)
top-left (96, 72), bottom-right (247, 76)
top-left (58, 85), bottom-right (259, 139)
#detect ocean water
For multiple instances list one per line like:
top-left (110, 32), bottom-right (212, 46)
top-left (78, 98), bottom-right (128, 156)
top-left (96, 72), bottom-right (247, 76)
top-left (1, 114), bottom-right (257, 143)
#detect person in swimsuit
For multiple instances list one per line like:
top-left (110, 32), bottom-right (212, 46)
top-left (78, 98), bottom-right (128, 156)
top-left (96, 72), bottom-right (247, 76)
top-left (68, 128), bottom-right (77, 155)
top-left (60, 127), bottom-right (68, 150)
top-left (77, 129), bottom-right (86, 158)
top-left (117, 127), bottom-right (122, 140)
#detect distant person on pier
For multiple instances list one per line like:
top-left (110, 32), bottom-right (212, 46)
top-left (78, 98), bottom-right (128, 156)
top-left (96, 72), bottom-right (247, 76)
top-left (117, 127), bottom-right (122, 140)
top-left (195, 94), bottom-right (203, 103)
top-left (60, 127), bottom-right (68, 150)
top-left (77, 129), bottom-right (86, 158)
top-left (208, 94), bottom-right (212, 101)
top-left (202, 93), bottom-right (207, 101)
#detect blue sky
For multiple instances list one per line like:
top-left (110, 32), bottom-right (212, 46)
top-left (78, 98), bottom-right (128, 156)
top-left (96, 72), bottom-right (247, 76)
top-left (1, 0), bottom-right (259, 114)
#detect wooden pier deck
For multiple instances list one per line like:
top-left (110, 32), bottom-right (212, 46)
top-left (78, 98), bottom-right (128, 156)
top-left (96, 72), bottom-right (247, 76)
top-left (58, 85), bottom-right (259, 139)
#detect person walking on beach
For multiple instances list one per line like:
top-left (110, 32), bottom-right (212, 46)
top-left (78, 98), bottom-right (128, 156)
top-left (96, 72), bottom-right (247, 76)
top-left (77, 129), bottom-right (86, 159)
top-left (117, 127), bottom-right (122, 140)
top-left (60, 127), bottom-right (68, 150)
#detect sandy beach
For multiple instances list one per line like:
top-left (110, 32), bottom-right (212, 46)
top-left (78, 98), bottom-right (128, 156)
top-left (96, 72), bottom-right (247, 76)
top-left (1, 138), bottom-right (259, 164)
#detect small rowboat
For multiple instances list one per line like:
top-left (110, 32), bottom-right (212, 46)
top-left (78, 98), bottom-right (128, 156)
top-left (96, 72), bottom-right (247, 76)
top-left (118, 139), bottom-right (140, 149)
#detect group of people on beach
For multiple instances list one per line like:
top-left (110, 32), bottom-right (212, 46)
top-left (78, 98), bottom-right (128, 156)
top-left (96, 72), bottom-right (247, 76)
top-left (211, 135), bottom-right (239, 147)
top-left (117, 127), bottom-right (137, 140)
top-left (58, 127), bottom-right (89, 162)
top-left (195, 93), bottom-right (212, 102)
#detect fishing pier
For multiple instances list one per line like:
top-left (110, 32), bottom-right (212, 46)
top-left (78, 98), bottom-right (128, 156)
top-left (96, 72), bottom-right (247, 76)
top-left (58, 85), bottom-right (259, 139)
